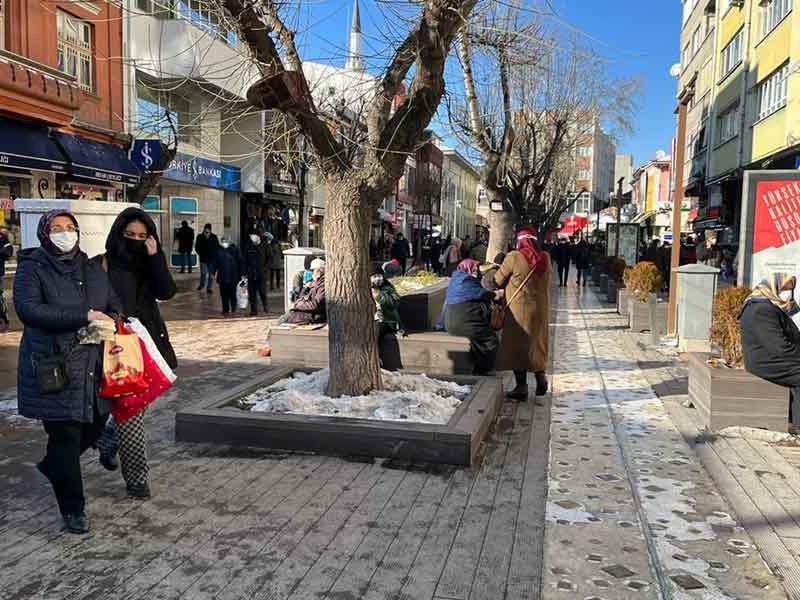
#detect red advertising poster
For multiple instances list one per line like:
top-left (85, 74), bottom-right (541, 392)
top-left (750, 178), bottom-right (800, 288)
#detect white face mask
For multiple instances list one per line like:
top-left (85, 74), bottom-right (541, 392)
top-left (370, 275), bottom-right (384, 287)
top-left (779, 290), bottom-right (794, 302)
top-left (250, 234), bottom-right (260, 245)
top-left (221, 241), bottom-right (230, 249)
top-left (50, 231), bottom-right (78, 253)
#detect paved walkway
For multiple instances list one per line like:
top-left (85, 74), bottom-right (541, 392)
top-left (0, 282), bottom-right (790, 599)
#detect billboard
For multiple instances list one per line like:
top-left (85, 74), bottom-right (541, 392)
top-left (606, 222), bottom-right (640, 267)
top-left (739, 171), bottom-right (800, 288)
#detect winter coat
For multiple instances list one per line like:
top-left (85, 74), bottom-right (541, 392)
top-left (445, 271), bottom-right (493, 306)
top-left (470, 242), bottom-right (488, 264)
top-left (373, 281), bottom-right (402, 333)
top-left (101, 208), bottom-right (178, 369)
top-left (552, 244), bottom-right (573, 267)
top-left (573, 242), bottom-right (591, 269)
top-left (269, 242), bottom-right (283, 269)
top-left (494, 250), bottom-right (551, 373)
top-left (15, 247), bottom-right (121, 423)
top-left (740, 299), bottom-right (800, 389)
top-left (244, 240), bottom-right (269, 281)
top-left (391, 240), bottom-right (409, 261)
top-left (0, 232), bottom-right (13, 277)
top-left (195, 232), bottom-right (220, 264)
top-left (215, 245), bottom-right (243, 285)
top-left (287, 274), bottom-right (326, 325)
top-left (176, 225), bottom-right (194, 253)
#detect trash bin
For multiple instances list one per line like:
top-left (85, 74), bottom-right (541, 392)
top-left (676, 263), bottom-right (719, 352)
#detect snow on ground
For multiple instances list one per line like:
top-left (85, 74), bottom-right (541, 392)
top-left (246, 368), bottom-right (470, 424)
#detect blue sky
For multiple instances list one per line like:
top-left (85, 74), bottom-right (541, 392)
top-left (295, 0), bottom-right (683, 169)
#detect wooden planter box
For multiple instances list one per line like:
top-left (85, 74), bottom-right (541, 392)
top-left (687, 353), bottom-right (789, 432)
top-left (598, 274), bottom-right (609, 294)
top-left (628, 294), bottom-right (667, 333)
top-left (591, 265), bottom-right (603, 286)
top-left (617, 288), bottom-right (631, 316)
top-left (269, 327), bottom-right (473, 375)
top-left (398, 281), bottom-right (448, 331)
top-left (176, 368), bottom-right (503, 466)
top-left (606, 279), bottom-right (619, 304)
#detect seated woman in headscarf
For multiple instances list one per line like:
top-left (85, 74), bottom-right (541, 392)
top-left (740, 273), bottom-right (800, 424)
top-left (444, 259), bottom-right (500, 375)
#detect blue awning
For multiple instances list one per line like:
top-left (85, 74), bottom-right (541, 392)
top-left (53, 132), bottom-right (140, 186)
top-left (0, 117), bottom-right (68, 174)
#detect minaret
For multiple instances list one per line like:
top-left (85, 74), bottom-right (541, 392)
top-left (345, 0), bottom-right (365, 72)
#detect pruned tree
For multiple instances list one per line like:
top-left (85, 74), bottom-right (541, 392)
top-left (450, 4), bottom-right (638, 256)
top-left (219, 0), bottom-right (480, 396)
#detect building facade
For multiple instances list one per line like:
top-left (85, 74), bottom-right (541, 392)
top-left (1, 0), bottom-right (140, 244)
top-left (630, 152), bottom-right (674, 241)
top-left (676, 0), bottom-right (799, 247)
top-left (614, 154), bottom-right (635, 194)
top-left (567, 120), bottom-right (616, 233)
top-left (441, 149), bottom-right (480, 241)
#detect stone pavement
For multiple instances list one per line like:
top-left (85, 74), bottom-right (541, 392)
top-left (0, 281), bottom-right (790, 599)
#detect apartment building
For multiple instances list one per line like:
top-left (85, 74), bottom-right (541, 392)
top-left (441, 149), bottom-right (480, 240)
top-left (568, 120), bottom-right (616, 230)
top-left (630, 152), bottom-right (674, 241)
top-left (676, 0), bottom-right (798, 242)
top-left (0, 0), bottom-right (140, 241)
top-left (615, 154), bottom-right (635, 194)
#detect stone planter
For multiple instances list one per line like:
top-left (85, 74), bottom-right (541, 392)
top-left (592, 265), bottom-right (606, 287)
top-left (598, 274), bottom-right (609, 294)
top-left (687, 353), bottom-right (789, 432)
top-left (617, 288), bottom-right (631, 316)
top-left (628, 294), bottom-right (667, 334)
top-left (398, 280), bottom-right (448, 331)
top-left (176, 367), bottom-right (503, 465)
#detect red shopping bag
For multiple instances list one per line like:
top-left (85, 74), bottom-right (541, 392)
top-left (111, 336), bottom-right (173, 423)
top-left (99, 322), bottom-right (149, 399)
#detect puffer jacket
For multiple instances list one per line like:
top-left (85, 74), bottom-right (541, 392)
top-left (15, 247), bottom-right (121, 423)
top-left (244, 239), bottom-right (269, 281)
top-left (740, 298), bottom-right (800, 388)
top-left (287, 274), bottom-right (326, 325)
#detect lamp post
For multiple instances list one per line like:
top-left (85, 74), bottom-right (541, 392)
top-left (614, 177), bottom-right (624, 259)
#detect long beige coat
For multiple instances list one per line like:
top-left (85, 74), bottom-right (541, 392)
top-left (494, 250), bottom-right (551, 372)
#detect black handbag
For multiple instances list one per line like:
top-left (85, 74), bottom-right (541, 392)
top-left (33, 352), bottom-right (70, 394)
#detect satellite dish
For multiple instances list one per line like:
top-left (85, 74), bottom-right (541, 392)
top-left (669, 63), bottom-right (681, 78)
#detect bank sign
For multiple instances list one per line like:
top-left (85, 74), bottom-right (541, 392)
top-left (740, 171), bottom-right (800, 288)
top-left (165, 153), bottom-right (241, 191)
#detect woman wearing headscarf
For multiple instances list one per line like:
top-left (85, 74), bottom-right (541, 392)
top-left (15, 210), bottom-right (121, 534)
top-left (740, 274), bottom-right (800, 424)
top-left (95, 207), bottom-right (177, 499)
top-left (444, 259), bottom-right (500, 375)
top-left (445, 238), bottom-right (463, 276)
top-left (494, 227), bottom-right (551, 399)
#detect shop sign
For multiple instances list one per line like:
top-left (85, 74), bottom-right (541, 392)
top-left (163, 152), bottom-right (241, 191)
top-left (740, 171), bottom-right (800, 287)
top-left (605, 223), bottom-right (640, 267)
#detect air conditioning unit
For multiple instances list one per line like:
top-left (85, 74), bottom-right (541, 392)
top-left (730, 0), bottom-right (744, 6)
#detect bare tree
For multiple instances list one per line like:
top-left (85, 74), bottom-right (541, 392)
top-left (218, 0), bottom-right (479, 396)
top-left (450, 5), bottom-right (638, 256)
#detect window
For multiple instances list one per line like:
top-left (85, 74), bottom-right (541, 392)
top-left (761, 0), bottom-right (792, 37)
top-left (682, 42), bottom-right (692, 67)
top-left (176, 1), bottom-right (239, 46)
top-left (576, 192), bottom-right (591, 214)
top-left (577, 146), bottom-right (593, 157)
top-left (756, 63), bottom-right (789, 121)
top-left (57, 11), bottom-right (93, 91)
top-left (577, 169), bottom-right (591, 181)
top-left (720, 29), bottom-right (743, 78)
top-left (136, 81), bottom-right (201, 148)
top-left (692, 25), bottom-right (702, 54)
top-left (719, 0), bottom-right (731, 14)
top-left (136, 0), bottom-right (152, 11)
top-left (717, 103), bottom-right (739, 143)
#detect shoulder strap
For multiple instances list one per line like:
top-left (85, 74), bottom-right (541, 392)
top-left (506, 266), bottom-right (536, 308)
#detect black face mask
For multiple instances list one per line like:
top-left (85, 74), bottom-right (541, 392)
top-left (124, 238), bottom-right (148, 256)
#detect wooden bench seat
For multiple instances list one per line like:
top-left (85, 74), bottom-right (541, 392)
top-left (268, 326), bottom-right (473, 375)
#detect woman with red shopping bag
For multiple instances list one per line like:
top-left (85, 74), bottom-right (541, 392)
top-left (95, 208), bottom-right (177, 499)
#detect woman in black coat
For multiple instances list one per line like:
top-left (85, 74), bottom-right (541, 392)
top-left (740, 275), bottom-right (800, 424)
top-left (96, 207), bottom-right (177, 499)
top-left (15, 210), bottom-right (121, 534)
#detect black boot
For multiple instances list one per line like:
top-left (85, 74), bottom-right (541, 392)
top-left (127, 482), bottom-right (151, 499)
top-left (62, 512), bottom-right (90, 534)
top-left (535, 372), bottom-right (549, 396)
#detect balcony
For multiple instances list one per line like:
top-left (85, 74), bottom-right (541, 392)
top-left (0, 50), bottom-right (80, 125)
top-left (130, 15), bottom-right (260, 100)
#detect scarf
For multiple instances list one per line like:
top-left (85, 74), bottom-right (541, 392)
top-left (456, 258), bottom-right (480, 275)
top-left (746, 274), bottom-right (799, 316)
top-left (515, 227), bottom-right (546, 275)
top-left (36, 209), bottom-right (80, 260)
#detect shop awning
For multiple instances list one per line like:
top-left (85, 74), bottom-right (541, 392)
top-left (0, 117), bottom-right (68, 174)
top-left (632, 210), bottom-right (657, 224)
top-left (558, 215), bottom-right (589, 237)
top-left (53, 132), bottom-right (140, 186)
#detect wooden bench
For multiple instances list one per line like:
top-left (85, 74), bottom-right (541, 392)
top-left (268, 326), bottom-right (473, 375)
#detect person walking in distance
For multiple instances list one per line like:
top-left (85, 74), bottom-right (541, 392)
top-left (574, 237), bottom-right (592, 287)
top-left (390, 233), bottom-right (410, 275)
top-left (215, 238), bottom-right (244, 315)
top-left (195, 224), bottom-right (220, 294)
top-left (14, 210), bottom-right (121, 534)
top-left (96, 208), bottom-right (177, 499)
top-left (269, 238), bottom-right (283, 291)
top-left (553, 237), bottom-right (572, 287)
top-left (244, 230), bottom-right (269, 316)
top-left (176, 221), bottom-right (194, 274)
top-left (494, 227), bottom-right (551, 399)
top-left (0, 226), bottom-right (14, 285)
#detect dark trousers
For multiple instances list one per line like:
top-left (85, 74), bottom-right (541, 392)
top-left (269, 268), bottom-right (281, 291)
top-left (557, 263), bottom-right (570, 286)
top-left (399, 258), bottom-right (407, 275)
top-left (40, 407), bottom-right (107, 515)
top-left (179, 252), bottom-right (192, 272)
top-left (576, 267), bottom-right (589, 286)
top-left (248, 277), bottom-right (268, 313)
top-left (377, 322), bottom-right (402, 371)
top-left (445, 301), bottom-right (498, 375)
top-left (220, 282), bottom-right (238, 313)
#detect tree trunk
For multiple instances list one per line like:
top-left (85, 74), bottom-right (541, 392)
top-left (323, 175), bottom-right (383, 397)
top-left (486, 188), bottom-right (515, 260)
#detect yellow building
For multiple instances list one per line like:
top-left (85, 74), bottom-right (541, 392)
top-left (676, 0), bottom-right (798, 238)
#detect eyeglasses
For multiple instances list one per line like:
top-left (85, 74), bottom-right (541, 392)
top-left (50, 225), bottom-right (77, 234)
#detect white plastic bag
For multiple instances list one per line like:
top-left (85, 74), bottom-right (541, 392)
top-left (237, 280), bottom-right (249, 310)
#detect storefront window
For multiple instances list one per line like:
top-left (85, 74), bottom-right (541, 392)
top-left (0, 175), bottom-right (26, 250)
